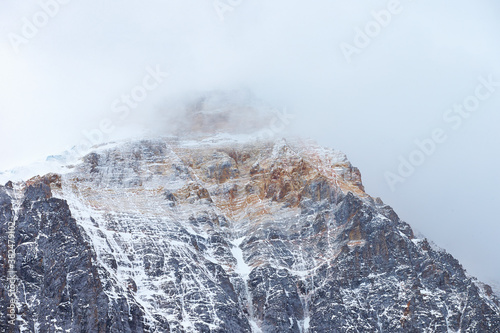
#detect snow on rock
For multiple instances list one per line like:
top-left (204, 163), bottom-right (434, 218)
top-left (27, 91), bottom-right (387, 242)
top-left (0, 134), bottom-right (499, 332)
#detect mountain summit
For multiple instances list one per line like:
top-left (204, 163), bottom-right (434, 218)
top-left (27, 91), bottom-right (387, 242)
top-left (1, 133), bottom-right (499, 332)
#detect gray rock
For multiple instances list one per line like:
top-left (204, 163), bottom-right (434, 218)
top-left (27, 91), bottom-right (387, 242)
top-left (1, 138), bottom-right (498, 332)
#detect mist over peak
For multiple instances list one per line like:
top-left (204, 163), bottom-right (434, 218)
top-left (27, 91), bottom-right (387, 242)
top-left (150, 89), bottom-right (293, 139)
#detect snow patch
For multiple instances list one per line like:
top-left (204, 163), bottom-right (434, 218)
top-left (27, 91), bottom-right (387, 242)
top-left (249, 319), bottom-right (263, 333)
top-left (230, 237), bottom-right (252, 279)
top-left (0, 158), bottom-right (73, 185)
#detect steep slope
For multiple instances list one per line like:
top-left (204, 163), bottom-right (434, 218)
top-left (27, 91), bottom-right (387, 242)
top-left (1, 135), bottom-right (499, 332)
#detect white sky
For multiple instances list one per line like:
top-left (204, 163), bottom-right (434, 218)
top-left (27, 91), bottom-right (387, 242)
top-left (1, 0), bottom-right (499, 284)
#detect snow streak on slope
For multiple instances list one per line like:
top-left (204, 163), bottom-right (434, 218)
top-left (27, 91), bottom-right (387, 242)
top-left (231, 237), bottom-right (251, 279)
top-left (230, 237), bottom-right (262, 332)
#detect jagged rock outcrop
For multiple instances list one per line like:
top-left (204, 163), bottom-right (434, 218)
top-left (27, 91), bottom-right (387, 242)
top-left (1, 136), bottom-right (499, 332)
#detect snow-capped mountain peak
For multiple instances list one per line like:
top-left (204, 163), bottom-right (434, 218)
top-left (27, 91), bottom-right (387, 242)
top-left (1, 134), bottom-right (499, 332)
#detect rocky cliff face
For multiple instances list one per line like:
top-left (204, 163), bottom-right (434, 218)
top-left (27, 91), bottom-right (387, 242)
top-left (1, 135), bottom-right (499, 332)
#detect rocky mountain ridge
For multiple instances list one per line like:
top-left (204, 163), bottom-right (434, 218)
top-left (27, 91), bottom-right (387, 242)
top-left (1, 134), bottom-right (499, 332)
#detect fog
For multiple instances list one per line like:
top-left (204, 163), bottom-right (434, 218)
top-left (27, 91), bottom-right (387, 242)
top-left (1, 0), bottom-right (499, 286)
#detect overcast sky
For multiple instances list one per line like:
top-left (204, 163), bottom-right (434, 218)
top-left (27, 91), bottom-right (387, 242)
top-left (1, 0), bottom-right (499, 285)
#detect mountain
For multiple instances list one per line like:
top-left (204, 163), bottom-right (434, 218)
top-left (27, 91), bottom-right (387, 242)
top-left (1, 132), bottom-right (499, 332)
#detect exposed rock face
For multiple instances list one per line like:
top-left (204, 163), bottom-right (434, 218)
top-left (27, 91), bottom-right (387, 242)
top-left (0, 176), bottom-right (147, 333)
top-left (1, 136), bottom-right (499, 332)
